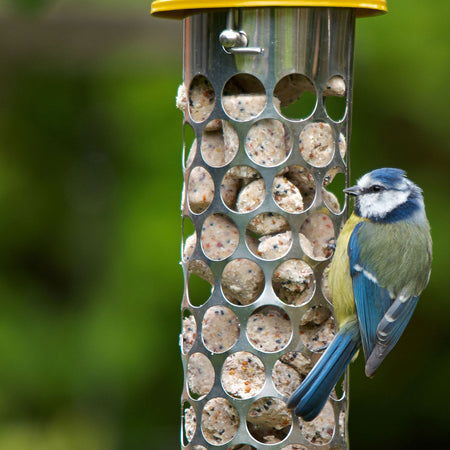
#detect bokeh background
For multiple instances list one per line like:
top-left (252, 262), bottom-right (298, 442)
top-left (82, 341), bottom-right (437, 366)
top-left (0, 0), bottom-right (448, 449)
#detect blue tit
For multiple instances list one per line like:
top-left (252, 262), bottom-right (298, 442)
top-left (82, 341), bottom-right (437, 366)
top-left (288, 168), bottom-right (432, 421)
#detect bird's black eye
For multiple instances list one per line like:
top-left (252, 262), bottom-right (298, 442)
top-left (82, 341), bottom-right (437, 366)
top-left (369, 184), bottom-right (384, 193)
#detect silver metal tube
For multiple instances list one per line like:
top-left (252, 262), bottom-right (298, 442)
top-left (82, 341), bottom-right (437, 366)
top-left (181, 8), bottom-right (354, 449)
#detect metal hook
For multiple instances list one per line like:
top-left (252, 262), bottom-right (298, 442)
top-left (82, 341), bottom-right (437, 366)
top-left (219, 9), bottom-right (264, 55)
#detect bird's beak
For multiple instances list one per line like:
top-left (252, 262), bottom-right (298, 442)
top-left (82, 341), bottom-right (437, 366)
top-left (343, 185), bottom-right (361, 196)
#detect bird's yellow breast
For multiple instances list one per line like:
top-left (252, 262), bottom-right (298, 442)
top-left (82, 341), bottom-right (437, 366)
top-left (329, 214), bottom-right (367, 327)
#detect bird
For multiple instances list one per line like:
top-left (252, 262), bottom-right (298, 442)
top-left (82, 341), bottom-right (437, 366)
top-left (287, 168), bottom-right (432, 421)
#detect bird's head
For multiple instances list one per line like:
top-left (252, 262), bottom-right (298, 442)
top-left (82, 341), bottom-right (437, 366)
top-left (345, 168), bottom-right (424, 222)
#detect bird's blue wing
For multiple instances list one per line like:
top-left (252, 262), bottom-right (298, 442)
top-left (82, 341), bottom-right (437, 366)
top-left (347, 223), bottom-right (392, 362)
top-left (365, 293), bottom-right (419, 377)
top-left (348, 223), bottom-right (423, 376)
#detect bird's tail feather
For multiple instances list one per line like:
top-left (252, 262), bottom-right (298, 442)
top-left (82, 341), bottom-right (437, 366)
top-left (287, 323), bottom-right (360, 421)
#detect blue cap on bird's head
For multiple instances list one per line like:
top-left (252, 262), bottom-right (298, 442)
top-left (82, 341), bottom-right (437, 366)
top-left (366, 167), bottom-right (406, 185)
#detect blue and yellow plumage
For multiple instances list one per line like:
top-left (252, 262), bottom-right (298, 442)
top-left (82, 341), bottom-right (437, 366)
top-left (288, 168), bottom-right (432, 421)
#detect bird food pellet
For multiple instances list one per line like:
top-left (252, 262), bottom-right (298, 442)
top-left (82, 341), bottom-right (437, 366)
top-left (221, 351), bottom-right (265, 399)
top-left (201, 397), bottom-right (240, 445)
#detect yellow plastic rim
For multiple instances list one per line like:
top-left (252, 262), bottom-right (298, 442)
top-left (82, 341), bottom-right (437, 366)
top-left (151, 0), bottom-right (387, 19)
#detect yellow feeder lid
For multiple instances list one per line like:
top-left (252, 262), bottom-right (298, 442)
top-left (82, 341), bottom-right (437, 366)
top-left (151, 0), bottom-right (387, 19)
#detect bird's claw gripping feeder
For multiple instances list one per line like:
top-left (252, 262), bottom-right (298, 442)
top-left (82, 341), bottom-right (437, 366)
top-left (151, 1), bottom-right (387, 448)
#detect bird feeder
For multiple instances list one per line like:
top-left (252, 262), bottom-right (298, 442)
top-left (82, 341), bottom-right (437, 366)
top-left (151, 1), bottom-right (387, 449)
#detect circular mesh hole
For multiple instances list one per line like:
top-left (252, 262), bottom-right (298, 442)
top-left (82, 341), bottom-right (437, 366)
top-left (247, 213), bottom-right (292, 261)
top-left (184, 122), bottom-right (196, 168)
top-left (222, 259), bottom-right (264, 306)
top-left (245, 119), bottom-right (291, 167)
top-left (187, 166), bottom-right (214, 214)
top-left (299, 213), bottom-right (335, 261)
top-left (188, 75), bottom-right (215, 123)
top-left (324, 75), bottom-right (347, 122)
top-left (247, 306), bottom-right (292, 353)
top-left (221, 351), bottom-right (265, 399)
top-left (299, 122), bottom-right (335, 167)
top-left (201, 213), bottom-right (239, 261)
top-left (272, 351), bottom-right (314, 397)
top-left (247, 397), bottom-right (292, 444)
top-left (201, 398), bottom-right (240, 445)
top-left (222, 73), bottom-right (266, 121)
top-left (202, 306), bottom-right (239, 353)
top-left (272, 174), bottom-right (305, 213)
top-left (191, 446), bottom-right (207, 450)
top-left (182, 310), bottom-right (197, 354)
top-left (299, 305), bottom-right (335, 352)
top-left (188, 353), bottom-right (215, 399)
top-left (298, 400), bottom-right (335, 445)
top-left (272, 259), bottom-right (315, 306)
top-left (323, 168), bottom-right (345, 214)
top-left (274, 73), bottom-right (316, 120)
top-left (188, 261), bottom-right (213, 307)
top-left (229, 445), bottom-right (256, 450)
top-left (183, 402), bottom-right (196, 444)
top-left (220, 165), bottom-right (260, 211)
top-left (201, 119), bottom-right (239, 167)
top-left (276, 165), bottom-right (316, 211)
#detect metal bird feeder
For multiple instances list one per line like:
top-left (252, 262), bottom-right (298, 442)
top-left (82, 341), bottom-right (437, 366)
top-left (151, 1), bottom-right (387, 449)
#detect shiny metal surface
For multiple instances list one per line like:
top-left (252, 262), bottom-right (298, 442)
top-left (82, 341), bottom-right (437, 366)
top-left (181, 8), bottom-right (355, 449)
top-left (219, 10), bottom-right (264, 54)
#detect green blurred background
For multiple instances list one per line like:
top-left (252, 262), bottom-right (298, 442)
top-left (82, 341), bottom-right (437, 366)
top-left (0, 0), bottom-right (448, 449)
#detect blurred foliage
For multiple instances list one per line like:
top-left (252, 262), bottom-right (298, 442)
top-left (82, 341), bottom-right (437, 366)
top-left (0, 1), bottom-right (449, 449)
top-left (6, 0), bottom-right (51, 14)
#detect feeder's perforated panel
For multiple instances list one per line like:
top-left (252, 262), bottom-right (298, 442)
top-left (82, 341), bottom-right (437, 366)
top-left (180, 8), bottom-right (354, 450)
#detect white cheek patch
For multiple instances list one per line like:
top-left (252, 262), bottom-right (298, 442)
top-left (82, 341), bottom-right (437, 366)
top-left (358, 190), bottom-right (409, 219)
